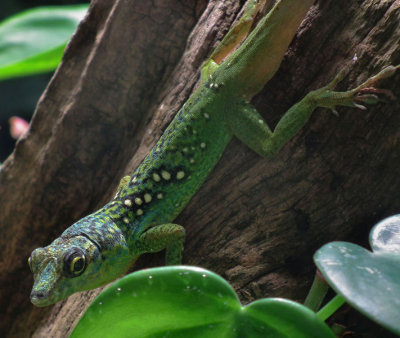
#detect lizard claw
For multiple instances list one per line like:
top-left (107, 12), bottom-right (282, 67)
top-left (330, 108), bottom-right (340, 117)
top-left (351, 102), bottom-right (367, 110)
top-left (358, 87), bottom-right (396, 100)
top-left (352, 87), bottom-right (396, 108)
top-left (354, 93), bottom-right (380, 106)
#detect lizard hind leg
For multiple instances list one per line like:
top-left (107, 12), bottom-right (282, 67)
top-left (201, 0), bottom-right (268, 82)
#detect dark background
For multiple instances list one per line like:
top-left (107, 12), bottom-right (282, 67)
top-left (0, 0), bottom-right (87, 162)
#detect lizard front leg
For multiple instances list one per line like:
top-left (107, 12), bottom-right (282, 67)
top-left (135, 224), bottom-right (186, 265)
top-left (114, 175), bottom-right (130, 198)
top-left (227, 65), bottom-right (399, 158)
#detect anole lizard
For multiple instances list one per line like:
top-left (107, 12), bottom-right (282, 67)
top-left (28, 0), bottom-right (399, 306)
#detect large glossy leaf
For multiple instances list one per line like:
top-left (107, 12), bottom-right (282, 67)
top-left (0, 5), bottom-right (88, 80)
top-left (315, 239), bottom-right (400, 335)
top-left (370, 214), bottom-right (400, 254)
top-left (72, 266), bottom-right (334, 338)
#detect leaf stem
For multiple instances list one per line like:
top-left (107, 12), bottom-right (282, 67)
top-left (304, 270), bottom-right (329, 311)
top-left (317, 295), bottom-right (346, 321)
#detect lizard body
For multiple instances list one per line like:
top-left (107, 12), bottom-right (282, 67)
top-left (29, 0), bottom-right (399, 306)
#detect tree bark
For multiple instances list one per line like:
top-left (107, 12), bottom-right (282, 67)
top-left (0, 0), bottom-right (399, 336)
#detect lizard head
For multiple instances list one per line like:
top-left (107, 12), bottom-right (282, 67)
top-left (28, 235), bottom-right (104, 307)
top-left (29, 210), bottom-right (133, 307)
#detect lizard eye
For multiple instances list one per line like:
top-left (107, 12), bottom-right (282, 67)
top-left (63, 248), bottom-right (87, 278)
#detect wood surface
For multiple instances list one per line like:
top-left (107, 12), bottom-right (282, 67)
top-left (0, 0), bottom-right (399, 336)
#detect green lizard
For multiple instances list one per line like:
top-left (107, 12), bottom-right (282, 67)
top-left (28, 0), bottom-right (399, 307)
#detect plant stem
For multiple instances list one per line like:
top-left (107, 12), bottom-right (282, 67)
top-left (304, 270), bottom-right (329, 311)
top-left (317, 295), bottom-right (346, 321)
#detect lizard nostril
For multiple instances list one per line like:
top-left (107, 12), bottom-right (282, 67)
top-left (31, 291), bottom-right (45, 299)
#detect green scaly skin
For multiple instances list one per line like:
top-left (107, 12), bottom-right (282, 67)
top-left (28, 0), bottom-right (399, 306)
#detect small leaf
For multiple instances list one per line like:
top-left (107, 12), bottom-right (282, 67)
top-left (370, 214), bottom-right (400, 254)
top-left (72, 266), bottom-right (334, 338)
top-left (0, 5), bottom-right (88, 80)
top-left (315, 241), bottom-right (400, 335)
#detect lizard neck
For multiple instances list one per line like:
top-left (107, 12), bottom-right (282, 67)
top-left (61, 210), bottom-right (129, 254)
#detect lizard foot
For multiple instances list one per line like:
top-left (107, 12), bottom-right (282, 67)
top-left (308, 64), bottom-right (400, 116)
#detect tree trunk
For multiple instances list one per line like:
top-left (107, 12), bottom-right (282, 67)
top-left (1, 0), bottom-right (399, 336)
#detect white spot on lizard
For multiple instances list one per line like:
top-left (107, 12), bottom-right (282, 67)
top-left (124, 199), bottom-right (132, 207)
top-left (161, 170), bottom-right (171, 180)
top-left (144, 193), bottom-right (152, 203)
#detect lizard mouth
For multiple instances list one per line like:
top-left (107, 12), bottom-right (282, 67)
top-left (30, 290), bottom-right (52, 307)
top-left (30, 286), bottom-right (59, 307)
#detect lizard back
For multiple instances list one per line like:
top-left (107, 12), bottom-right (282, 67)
top-left (106, 84), bottom-right (233, 245)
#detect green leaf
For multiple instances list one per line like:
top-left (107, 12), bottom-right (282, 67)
top-left (0, 5), bottom-right (88, 80)
top-left (315, 241), bottom-right (400, 335)
top-left (370, 214), bottom-right (400, 254)
top-left (72, 266), bottom-right (334, 338)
